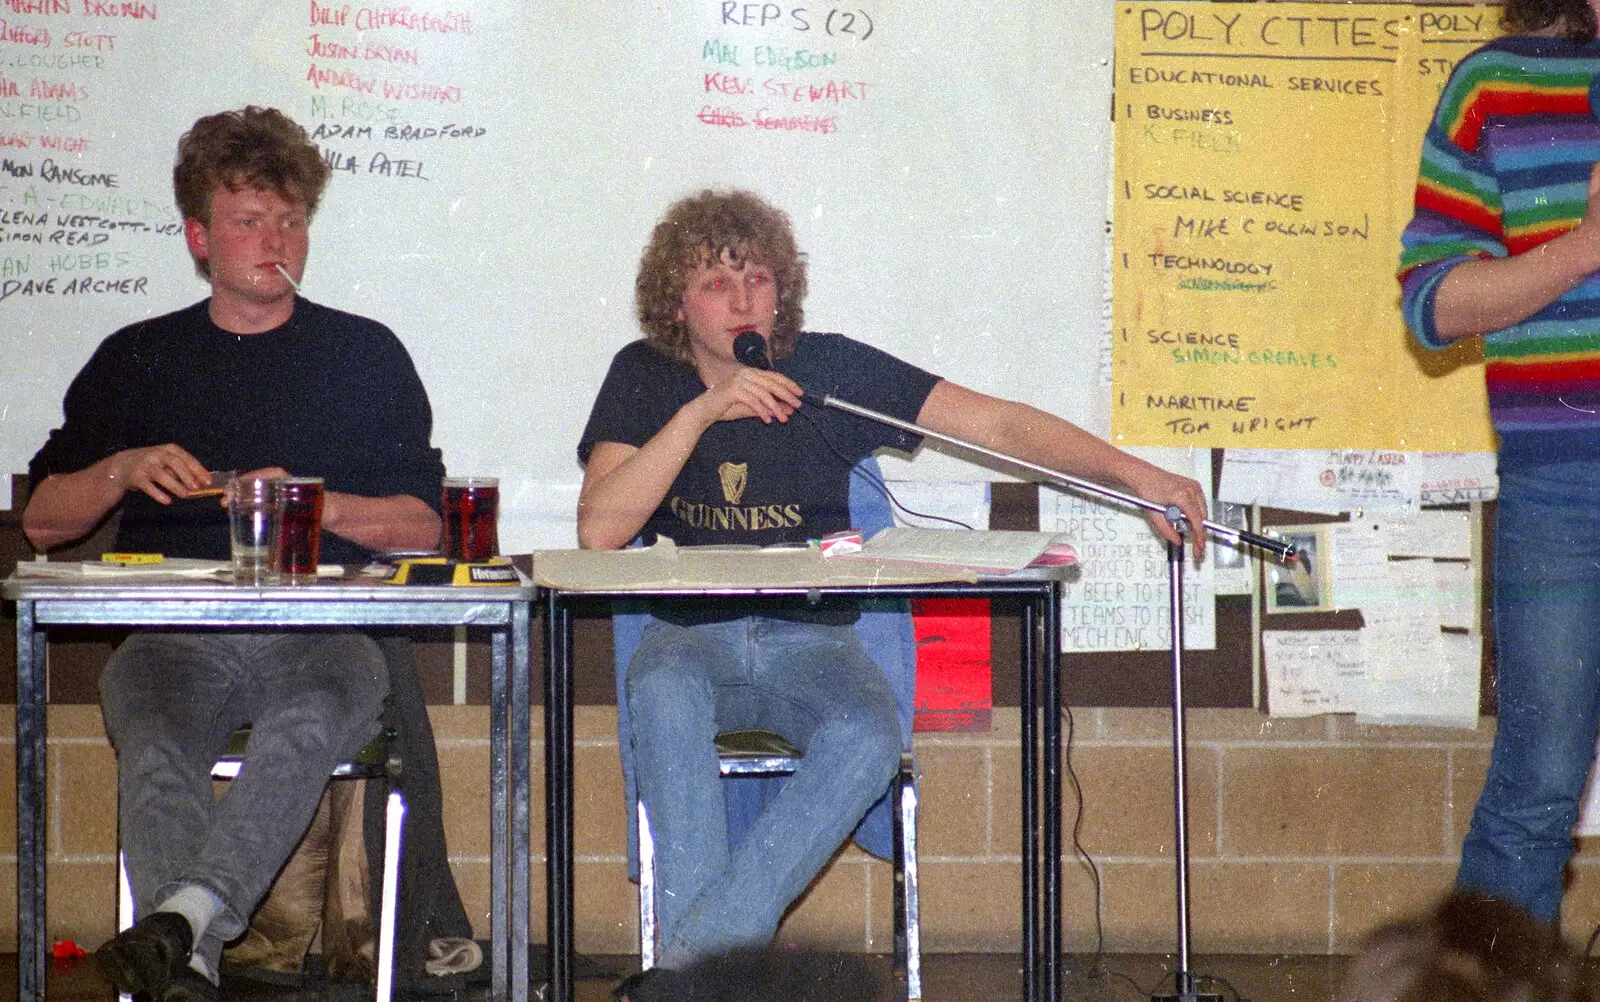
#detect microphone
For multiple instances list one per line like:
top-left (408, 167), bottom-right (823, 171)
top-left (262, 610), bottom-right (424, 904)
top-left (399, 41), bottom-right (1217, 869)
top-left (733, 331), bottom-right (771, 370)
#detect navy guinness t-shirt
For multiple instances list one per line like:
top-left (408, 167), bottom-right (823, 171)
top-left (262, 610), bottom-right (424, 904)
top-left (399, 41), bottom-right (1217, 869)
top-left (579, 333), bottom-right (941, 549)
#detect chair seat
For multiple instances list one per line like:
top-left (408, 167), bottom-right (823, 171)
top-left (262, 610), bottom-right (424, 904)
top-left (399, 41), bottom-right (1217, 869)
top-left (210, 727), bottom-right (398, 780)
top-left (713, 729), bottom-right (802, 775)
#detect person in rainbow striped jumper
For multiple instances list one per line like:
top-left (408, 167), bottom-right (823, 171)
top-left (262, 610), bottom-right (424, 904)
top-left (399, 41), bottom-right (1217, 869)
top-left (1400, 0), bottom-right (1600, 926)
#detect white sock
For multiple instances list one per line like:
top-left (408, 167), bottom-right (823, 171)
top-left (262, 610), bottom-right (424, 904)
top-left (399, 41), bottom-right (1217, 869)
top-left (154, 884), bottom-right (223, 948)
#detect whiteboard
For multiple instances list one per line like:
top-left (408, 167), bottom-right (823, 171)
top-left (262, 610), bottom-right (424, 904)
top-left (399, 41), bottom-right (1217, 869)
top-left (0, 0), bottom-right (1113, 549)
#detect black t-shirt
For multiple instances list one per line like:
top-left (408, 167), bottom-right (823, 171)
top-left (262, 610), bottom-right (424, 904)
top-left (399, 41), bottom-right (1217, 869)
top-left (29, 298), bottom-right (445, 564)
top-left (579, 333), bottom-right (942, 549)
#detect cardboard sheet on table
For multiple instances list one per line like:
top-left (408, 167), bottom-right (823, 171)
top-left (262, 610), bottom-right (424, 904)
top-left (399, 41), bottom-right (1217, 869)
top-left (532, 537), bottom-right (978, 592)
top-left (845, 527), bottom-right (1077, 575)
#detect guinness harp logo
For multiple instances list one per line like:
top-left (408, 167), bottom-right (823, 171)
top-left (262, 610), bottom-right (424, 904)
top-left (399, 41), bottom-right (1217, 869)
top-left (718, 462), bottom-right (749, 505)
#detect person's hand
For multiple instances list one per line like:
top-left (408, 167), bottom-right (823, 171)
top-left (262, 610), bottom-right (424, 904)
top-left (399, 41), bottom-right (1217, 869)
top-left (695, 368), bottom-right (804, 425)
top-left (109, 444), bottom-right (210, 505)
top-left (1121, 464), bottom-right (1209, 560)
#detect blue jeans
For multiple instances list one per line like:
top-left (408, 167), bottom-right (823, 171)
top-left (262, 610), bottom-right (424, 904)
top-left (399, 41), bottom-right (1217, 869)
top-left (100, 630), bottom-right (387, 965)
top-left (625, 615), bottom-right (902, 968)
top-left (1459, 462), bottom-right (1600, 923)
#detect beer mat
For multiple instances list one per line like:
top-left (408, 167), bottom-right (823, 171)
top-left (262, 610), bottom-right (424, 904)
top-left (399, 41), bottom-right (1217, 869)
top-left (531, 537), bottom-right (975, 592)
top-left (835, 528), bottom-right (1079, 575)
top-left (381, 556), bottom-right (519, 586)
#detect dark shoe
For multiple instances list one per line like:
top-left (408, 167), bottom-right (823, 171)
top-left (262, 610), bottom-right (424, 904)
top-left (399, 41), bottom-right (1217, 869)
top-left (94, 912), bottom-right (194, 998)
top-left (612, 967), bottom-right (681, 1002)
top-left (160, 967), bottom-right (219, 1002)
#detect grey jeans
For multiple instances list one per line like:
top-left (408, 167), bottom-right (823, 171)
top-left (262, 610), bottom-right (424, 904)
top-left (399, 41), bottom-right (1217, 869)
top-left (99, 630), bottom-right (387, 963)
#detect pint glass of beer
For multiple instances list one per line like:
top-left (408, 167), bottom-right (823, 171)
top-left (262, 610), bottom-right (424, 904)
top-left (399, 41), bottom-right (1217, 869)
top-left (270, 477), bottom-right (325, 583)
top-left (442, 476), bottom-right (499, 561)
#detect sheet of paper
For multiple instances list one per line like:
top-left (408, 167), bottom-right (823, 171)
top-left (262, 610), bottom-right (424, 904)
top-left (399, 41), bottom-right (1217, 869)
top-left (1263, 630), bottom-right (1364, 717)
top-left (1041, 447), bottom-right (1215, 652)
top-left (1219, 450), bottom-right (1497, 513)
top-left (17, 559), bottom-right (232, 579)
top-left (1381, 511), bottom-right (1473, 559)
top-left (1352, 560), bottom-right (1480, 727)
top-left (1353, 631), bottom-right (1480, 729)
top-left (1330, 515), bottom-right (1475, 611)
top-left (1329, 523), bottom-right (1387, 611)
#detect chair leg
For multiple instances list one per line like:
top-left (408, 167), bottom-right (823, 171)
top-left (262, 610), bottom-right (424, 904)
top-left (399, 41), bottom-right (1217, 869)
top-left (375, 790), bottom-right (406, 1002)
top-left (637, 799), bottom-right (657, 970)
top-left (894, 756), bottom-right (922, 1002)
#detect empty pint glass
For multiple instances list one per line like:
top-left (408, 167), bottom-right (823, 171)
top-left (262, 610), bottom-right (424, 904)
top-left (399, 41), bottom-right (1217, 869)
top-left (270, 477), bottom-right (324, 583)
top-left (441, 476), bottom-right (499, 561)
top-left (227, 477), bottom-right (278, 586)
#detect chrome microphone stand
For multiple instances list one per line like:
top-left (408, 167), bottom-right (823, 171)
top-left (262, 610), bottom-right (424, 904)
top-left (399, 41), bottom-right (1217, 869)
top-left (812, 395), bottom-right (1290, 1002)
top-left (733, 331), bottom-right (1295, 1000)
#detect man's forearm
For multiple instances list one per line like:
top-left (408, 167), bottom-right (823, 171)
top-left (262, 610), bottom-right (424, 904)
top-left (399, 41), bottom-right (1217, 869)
top-left (322, 492), bottom-right (441, 553)
top-left (22, 459), bottom-right (131, 551)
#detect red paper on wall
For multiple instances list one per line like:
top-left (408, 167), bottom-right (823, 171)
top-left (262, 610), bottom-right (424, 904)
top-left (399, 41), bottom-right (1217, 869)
top-left (911, 598), bottom-right (992, 732)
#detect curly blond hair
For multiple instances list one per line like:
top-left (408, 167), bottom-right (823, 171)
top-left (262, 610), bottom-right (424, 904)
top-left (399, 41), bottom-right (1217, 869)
top-left (635, 190), bottom-right (807, 364)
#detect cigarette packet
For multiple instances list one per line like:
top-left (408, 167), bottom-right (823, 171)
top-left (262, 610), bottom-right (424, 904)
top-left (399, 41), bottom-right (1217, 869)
top-left (818, 531), bottom-right (863, 557)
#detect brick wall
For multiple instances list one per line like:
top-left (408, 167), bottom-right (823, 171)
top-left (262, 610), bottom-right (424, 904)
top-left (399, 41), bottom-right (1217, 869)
top-left (17, 702), bottom-right (1592, 957)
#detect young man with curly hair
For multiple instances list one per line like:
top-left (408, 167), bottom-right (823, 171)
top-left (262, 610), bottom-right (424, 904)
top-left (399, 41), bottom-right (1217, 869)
top-left (24, 106), bottom-right (445, 1002)
top-left (579, 189), bottom-right (1209, 995)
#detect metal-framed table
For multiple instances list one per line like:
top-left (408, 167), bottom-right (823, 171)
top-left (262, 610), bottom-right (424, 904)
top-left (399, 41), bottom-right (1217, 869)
top-left (2, 573), bottom-right (536, 1002)
top-left (539, 571), bottom-right (1066, 1002)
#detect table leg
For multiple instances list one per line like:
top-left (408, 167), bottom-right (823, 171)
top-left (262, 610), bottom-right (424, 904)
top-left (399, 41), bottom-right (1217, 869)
top-left (1042, 586), bottom-right (1063, 1002)
top-left (16, 601), bottom-right (45, 1002)
top-left (491, 622), bottom-right (509, 1002)
top-left (1019, 597), bottom-right (1038, 1002)
top-left (504, 620), bottom-right (534, 1002)
top-left (543, 594), bottom-right (575, 1002)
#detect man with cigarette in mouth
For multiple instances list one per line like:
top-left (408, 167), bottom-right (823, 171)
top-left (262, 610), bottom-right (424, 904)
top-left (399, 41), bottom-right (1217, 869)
top-left (21, 106), bottom-right (446, 1002)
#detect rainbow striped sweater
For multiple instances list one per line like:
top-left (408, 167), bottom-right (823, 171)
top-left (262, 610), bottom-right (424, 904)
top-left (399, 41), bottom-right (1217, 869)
top-left (1400, 35), bottom-right (1600, 468)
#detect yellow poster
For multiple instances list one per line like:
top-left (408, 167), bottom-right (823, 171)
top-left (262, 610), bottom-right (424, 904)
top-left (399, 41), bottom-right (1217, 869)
top-left (1111, 2), bottom-right (1496, 451)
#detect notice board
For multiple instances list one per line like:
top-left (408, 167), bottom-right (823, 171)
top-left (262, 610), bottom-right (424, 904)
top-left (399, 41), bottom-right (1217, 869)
top-left (1112, 2), bottom-right (1498, 453)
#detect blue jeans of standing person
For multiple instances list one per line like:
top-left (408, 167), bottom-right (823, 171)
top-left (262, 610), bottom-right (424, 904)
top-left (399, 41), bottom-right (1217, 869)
top-left (1459, 462), bottom-right (1600, 924)
top-left (100, 630), bottom-right (387, 969)
top-left (625, 614), bottom-right (902, 969)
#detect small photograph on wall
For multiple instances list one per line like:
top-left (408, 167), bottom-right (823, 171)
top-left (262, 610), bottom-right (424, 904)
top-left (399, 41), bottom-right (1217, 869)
top-left (1265, 526), bottom-right (1332, 614)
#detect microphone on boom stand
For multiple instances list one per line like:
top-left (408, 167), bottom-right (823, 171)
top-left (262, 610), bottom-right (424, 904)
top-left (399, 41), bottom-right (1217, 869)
top-left (729, 331), bottom-right (1293, 561)
top-left (733, 329), bottom-right (1294, 1002)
